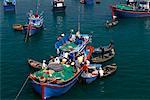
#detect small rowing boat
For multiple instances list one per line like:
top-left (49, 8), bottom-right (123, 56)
top-left (105, 20), bottom-right (118, 28)
top-left (91, 42), bottom-right (115, 63)
top-left (91, 48), bottom-right (115, 63)
top-left (12, 24), bottom-right (23, 31)
top-left (99, 63), bottom-right (117, 78)
top-left (81, 64), bottom-right (101, 84)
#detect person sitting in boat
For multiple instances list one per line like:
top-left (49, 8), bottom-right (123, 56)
top-left (54, 57), bottom-right (60, 64)
top-left (42, 60), bottom-right (47, 69)
top-left (99, 67), bottom-right (104, 77)
top-left (63, 51), bottom-right (69, 59)
top-left (61, 32), bottom-right (65, 37)
top-left (49, 56), bottom-right (55, 62)
top-left (76, 31), bottom-right (80, 37)
top-left (71, 61), bottom-right (77, 73)
top-left (68, 52), bottom-right (74, 61)
top-left (57, 35), bottom-right (62, 41)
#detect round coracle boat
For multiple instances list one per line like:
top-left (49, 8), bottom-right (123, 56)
top-left (12, 24), bottom-right (23, 31)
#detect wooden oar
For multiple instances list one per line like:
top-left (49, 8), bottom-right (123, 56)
top-left (24, 23), bottom-right (32, 42)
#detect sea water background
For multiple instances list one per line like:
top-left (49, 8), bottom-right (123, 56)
top-left (1, 0), bottom-right (150, 99)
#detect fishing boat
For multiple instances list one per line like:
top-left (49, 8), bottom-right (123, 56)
top-left (54, 6), bottom-right (91, 55)
top-left (3, 0), bottom-right (16, 11)
top-left (23, 10), bottom-right (44, 37)
top-left (111, 0), bottom-right (150, 18)
top-left (29, 64), bottom-right (83, 99)
top-left (52, 0), bottom-right (66, 12)
top-left (29, 45), bottom-right (94, 99)
top-left (81, 64), bottom-right (102, 84)
top-left (99, 63), bottom-right (117, 78)
top-left (55, 31), bottom-right (92, 56)
top-left (91, 44), bottom-right (115, 63)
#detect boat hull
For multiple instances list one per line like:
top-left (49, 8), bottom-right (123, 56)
top-left (31, 70), bottom-right (82, 99)
top-left (23, 26), bottom-right (43, 37)
top-left (3, 5), bottom-right (15, 11)
top-left (52, 6), bottom-right (66, 12)
top-left (82, 76), bottom-right (97, 84)
top-left (85, 0), bottom-right (94, 4)
top-left (112, 6), bottom-right (150, 18)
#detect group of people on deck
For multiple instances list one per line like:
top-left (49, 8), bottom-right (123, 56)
top-left (56, 31), bottom-right (88, 55)
top-left (126, 0), bottom-right (150, 11)
top-left (48, 49), bottom-right (90, 73)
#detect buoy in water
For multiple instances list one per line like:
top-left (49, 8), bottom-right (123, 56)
top-left (12, 24), bottom-right (23, 31)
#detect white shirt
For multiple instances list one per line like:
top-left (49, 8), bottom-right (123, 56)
top-left (99, 69), bottom-right (104, 77)
top-left (54, 57), bottom-right (60, 64)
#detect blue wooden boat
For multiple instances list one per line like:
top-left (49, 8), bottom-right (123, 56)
top-left (81, 64), bottom-right (102, 84)
top-left (111, 1), bottom-right (150, 18)
top-left (30, 67), bottom-right (83, 99)
top-left (55, 32), bottom-right (92, 56)
top-left (23, 10), bottom-right (44, 37)
top-left (52, 0), bottom-right (66, 12)
top-left (29, 36), bottom-right (94, 99)
top-left (23, 0), bottom-right (44, 37)
top-left (3, 0), bottom-right (16, 11)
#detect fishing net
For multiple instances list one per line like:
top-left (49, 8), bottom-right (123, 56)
top-left (116, 4), bottom-right (133, 10)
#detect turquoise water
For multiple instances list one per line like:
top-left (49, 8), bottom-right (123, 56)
top-left (1, 0), bottom-right (150, 99)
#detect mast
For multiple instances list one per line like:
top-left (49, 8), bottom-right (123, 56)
top-left (36, 0), bottom-right (40, 14)
top-left (77, 6), bottom-right (81, 33)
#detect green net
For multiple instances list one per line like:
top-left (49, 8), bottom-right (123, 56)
top-left (116, 4), bottom-right (133, 11)
top-left (34, 64), bottom-right (74, 81)
top-left (60, 42), bottom-right (77, 51)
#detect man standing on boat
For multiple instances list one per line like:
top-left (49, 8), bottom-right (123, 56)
top-left (100, 47), bottom-right (105, 59)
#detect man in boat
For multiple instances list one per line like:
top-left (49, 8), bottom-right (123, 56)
top-left (107, 40), bottom-right (114, 56)
top-left (100, 47), bottom-right (105, 59)
top-left (112, 16), bottom-right (117, 22)
top-left (42, 60), bottom-right (47, 69)
top-left (99, 67), bottom-right (104, 77)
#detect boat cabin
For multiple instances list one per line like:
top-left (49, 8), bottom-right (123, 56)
top-left (53, 0), bottom-right (65, 8)
top-left (138, 0), bottom-right (150, 11)
top-left (28, 11), bottom-right (43, 27)
top-left (3, 0), bottom-right (16, 6)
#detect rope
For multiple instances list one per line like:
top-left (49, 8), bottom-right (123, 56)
top-left (14, 76), bottom-right (29, 100)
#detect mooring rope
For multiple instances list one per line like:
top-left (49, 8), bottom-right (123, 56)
top-left (14, 76), bottom-right (29, 100)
